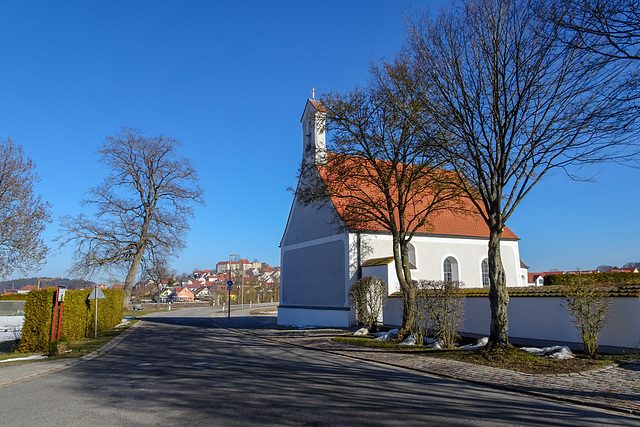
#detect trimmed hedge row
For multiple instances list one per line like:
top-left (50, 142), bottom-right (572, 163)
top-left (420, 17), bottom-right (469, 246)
top-left (390, 283), bottom-right (640, 298)
top-left (544, 272), bottom-right (640, 287)
top-left (0, 294), bottom-right (31, 301)
top-left (18, 288), bottom-right (124, 352)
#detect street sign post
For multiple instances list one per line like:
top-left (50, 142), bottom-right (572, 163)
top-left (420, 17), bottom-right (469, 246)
top-left (87, 285), bottom-right (106, 338)
top-left (226, 281), bottom-right (233, 320)
top-left (50, 286), bottom-right (67, 342)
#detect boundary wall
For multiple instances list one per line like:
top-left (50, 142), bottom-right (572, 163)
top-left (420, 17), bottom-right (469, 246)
top-left (384, 293), bottom-right (640, 353)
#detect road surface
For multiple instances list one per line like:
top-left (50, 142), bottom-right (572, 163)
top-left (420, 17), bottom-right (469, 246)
top-left (0, 306), bottom-right (638, 426)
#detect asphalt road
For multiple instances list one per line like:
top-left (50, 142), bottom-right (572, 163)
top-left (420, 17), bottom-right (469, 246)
top-left (0, 306), bottom-right (638, 426)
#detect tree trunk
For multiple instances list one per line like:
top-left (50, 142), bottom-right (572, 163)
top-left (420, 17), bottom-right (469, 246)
top-left (393, 238), bottom-right (414, 340)
top-left (487, 226), bottom-right (509, 349)
top-left (123, 247), bottom-right (145, 308)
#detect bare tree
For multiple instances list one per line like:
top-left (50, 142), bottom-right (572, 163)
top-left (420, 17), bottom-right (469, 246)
top-left (296, 60), bottom-right (463, 338)
top-left (418, 280), bottom-right (466, 349)
top-left (0, 138), bottom-right (51, 279)
top-left (59, 127), bottom-right (204, 307)
top-left (552, 0), bottom-right (640, 60)
top-left (406, 0), bottom-right (637, 348)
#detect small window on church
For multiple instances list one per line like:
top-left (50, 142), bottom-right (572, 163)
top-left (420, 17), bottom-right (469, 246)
top-left (482, 259), bottom-right (490, 287)
top-left (407, 243), bottom-right (416, 269)
top-left (444, 256), bottom-right (459, 282)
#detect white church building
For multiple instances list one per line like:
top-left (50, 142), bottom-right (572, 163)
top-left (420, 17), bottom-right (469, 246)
top-left (278, 99), bottom-right (528, 327)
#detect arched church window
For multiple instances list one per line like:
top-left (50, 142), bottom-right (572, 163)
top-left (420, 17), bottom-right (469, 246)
top-left (407, 242), bottom-right (416, 269)
top-left (443, 256), bottom-right (459, 282)
top-left (481, 259), bottom-right (490, 287)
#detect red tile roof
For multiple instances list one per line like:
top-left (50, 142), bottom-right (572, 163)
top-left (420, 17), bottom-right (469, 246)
top-left (318, 157), bottom-right (518, 240)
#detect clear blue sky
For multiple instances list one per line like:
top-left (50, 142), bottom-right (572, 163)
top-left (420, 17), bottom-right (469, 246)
top-left (1, 1), bottom-right (637, 282)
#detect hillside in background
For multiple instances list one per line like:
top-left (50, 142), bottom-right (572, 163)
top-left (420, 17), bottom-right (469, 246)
top-left (0, 277), bottom-right (96, 293)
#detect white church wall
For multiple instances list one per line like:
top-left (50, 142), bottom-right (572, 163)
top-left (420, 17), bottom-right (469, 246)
top-left (361, 264), bottom-right (400, 294)
top-left (357, 233), bottom-right (522, 288)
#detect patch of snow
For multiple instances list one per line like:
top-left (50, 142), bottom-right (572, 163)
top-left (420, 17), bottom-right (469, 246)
top-left (521, 345), bottom-right (574, 359)
top-left (0, 355), bottom-right (48, 363)
top-left (429, 341), bottom-right (442, 349)
top-left (295, 325), bottom-right (317, 329)
top-left (116, 319), bottom-right (131, 327)
top-left (353, 328), bottom-right (369, 336)
top-left (374, 331), bottom-right (391, 341)
top-left (460, 337), bottom-right (489, 350)
top-left (400, 336), bottom-right (416, 346)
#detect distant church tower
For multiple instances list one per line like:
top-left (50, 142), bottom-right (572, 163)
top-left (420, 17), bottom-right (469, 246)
top-left (300, 96), bottom-right (326, 166)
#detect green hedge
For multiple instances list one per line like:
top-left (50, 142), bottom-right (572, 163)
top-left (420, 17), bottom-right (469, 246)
top-left (0, 294), bottom-right (30, 301)
top-left (389, 283), bottom-right (640, 298)
top-left (18, 288), bottom-right (124, 353)
top-left (544, 272), bottom-right (640, 287)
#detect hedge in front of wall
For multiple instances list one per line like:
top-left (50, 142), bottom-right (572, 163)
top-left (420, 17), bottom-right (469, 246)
top-left (18, 288), bottom-right (124, 353)
top-left (0, 294), bottom-right (30, 301)
top-left (544, 272), bottom-right (640, 287)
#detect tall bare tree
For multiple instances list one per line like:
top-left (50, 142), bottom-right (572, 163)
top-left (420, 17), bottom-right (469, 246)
top-left (0, 138), bottom-right (51, 279)
top-left (406, 0), bottom-right (637, 348)
top-left (296, 61), bottom-right (463, 337)
top-left (59, 127), bottom-right (204, 307)
top-left (552, 0), bottom-right (640, 60)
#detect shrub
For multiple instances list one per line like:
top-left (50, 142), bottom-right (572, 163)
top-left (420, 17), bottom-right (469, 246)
top-left (348, 276), bottom-right (387, 332)
top-left (48, 339), bottom-right (69, 356)
top-left (416, 280), bottom-right (465, 348)
top-left (563, 278), bottom-right (610, 358)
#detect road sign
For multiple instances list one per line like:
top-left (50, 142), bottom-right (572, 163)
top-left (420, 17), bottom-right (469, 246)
top-left (227, 281), bottom-right (233, 286)
top-left (87, 286), bottom-right (106, 300)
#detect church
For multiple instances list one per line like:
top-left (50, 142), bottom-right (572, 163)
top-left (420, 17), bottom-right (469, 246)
top-left (278, 98), bottom-right (528, 327)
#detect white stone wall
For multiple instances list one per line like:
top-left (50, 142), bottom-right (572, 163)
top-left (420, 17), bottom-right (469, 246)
top-left (384, 296), bottom-right (640, 352)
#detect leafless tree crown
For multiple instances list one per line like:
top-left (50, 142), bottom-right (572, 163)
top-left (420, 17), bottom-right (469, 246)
top-left (0, 138), bottom-right (52, 279)
top-left (59, 127), bottom-right (204, 304)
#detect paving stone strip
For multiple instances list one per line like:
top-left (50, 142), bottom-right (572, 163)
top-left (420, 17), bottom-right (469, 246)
top-left (246, 327), bottom-right (640, 416)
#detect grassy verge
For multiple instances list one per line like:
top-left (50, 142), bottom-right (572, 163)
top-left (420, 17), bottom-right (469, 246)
top-left (332, 335), bottom-right (635, 374)
top-left (0, 321), bottom-right (136, 364)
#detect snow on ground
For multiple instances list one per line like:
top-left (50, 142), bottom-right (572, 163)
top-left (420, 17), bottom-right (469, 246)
top-left (0, 355), bottom-right (47, 363)
top-left (351, 330), bottom-right (575, 359)
top-left (374, 329), bottom-right (399, 341)
top-left (459, 337), bottom-right (489, 350)
top-left (521, 345), bottom-right (574, 359)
